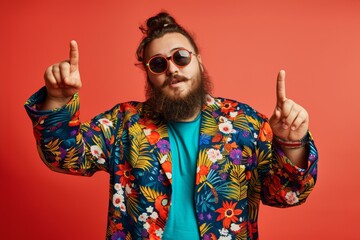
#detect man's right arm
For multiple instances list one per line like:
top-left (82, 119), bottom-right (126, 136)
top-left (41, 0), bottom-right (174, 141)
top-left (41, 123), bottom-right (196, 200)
top-left (25, 40), bottom-right (120, 176)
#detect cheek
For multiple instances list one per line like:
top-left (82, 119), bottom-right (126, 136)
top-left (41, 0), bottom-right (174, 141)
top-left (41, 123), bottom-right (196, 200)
top-left (148, 74), bottom-right (166, 88)
top-left (185, 63), bottom-right (201, 80)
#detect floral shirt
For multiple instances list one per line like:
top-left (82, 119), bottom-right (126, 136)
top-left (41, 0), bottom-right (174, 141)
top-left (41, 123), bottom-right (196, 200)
top-left (25, 87), bottom-right (318, 240)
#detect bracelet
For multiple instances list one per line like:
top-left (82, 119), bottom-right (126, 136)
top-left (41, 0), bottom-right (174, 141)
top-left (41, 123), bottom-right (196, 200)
top-left (273, 133), bottom-right (309, 149)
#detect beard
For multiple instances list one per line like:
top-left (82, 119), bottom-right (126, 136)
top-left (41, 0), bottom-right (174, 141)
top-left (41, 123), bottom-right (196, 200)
top-left (145, 68), bottom-right (212, 122)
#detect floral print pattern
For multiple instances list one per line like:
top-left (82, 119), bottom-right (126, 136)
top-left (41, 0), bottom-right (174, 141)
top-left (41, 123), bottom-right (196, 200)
top-left (25, 88), bottom-right (318, 240)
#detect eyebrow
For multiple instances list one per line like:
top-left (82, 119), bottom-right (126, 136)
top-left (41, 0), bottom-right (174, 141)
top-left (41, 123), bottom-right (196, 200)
top-left (150, 47), bottom-right (184, 58)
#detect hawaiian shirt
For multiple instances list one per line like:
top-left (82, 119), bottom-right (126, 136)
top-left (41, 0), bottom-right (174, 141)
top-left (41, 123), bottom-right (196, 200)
top-left (25, 87), bottom-right (318, 240)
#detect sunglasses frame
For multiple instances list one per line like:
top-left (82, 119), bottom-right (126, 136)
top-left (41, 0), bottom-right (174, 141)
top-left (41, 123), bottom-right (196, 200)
top-left (146, 48), bottom-right (194, 74)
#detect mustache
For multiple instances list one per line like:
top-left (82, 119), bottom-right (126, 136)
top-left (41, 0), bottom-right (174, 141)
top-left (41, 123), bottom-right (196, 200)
top-left (162, 74), bottom-right (190, 88)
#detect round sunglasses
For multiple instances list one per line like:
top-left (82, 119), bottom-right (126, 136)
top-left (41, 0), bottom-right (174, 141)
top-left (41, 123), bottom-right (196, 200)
top-left (146, 48), bottom-right (195, 74)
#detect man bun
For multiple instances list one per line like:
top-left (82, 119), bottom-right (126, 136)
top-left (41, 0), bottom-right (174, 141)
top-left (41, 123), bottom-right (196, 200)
top-left (145, 12), bottom-right (177, 34)
top-left (136, 11), bottom-right (199, 64)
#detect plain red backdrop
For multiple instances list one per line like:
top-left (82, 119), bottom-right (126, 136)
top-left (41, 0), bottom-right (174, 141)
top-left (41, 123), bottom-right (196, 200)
top-left (1, 0), bottom-right (359, 239)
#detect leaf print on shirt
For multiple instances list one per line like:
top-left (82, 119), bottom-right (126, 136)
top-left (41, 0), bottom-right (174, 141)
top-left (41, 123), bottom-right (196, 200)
top-left (224, 165), bottom-right (247, 201)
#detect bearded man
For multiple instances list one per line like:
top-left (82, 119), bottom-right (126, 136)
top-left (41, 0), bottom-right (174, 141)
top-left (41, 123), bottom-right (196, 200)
top-left (25, 12), bottom-right (318, 240)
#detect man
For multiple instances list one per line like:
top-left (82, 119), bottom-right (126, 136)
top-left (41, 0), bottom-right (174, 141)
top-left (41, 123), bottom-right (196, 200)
top-left (25, 12), bottom-right (318, 240)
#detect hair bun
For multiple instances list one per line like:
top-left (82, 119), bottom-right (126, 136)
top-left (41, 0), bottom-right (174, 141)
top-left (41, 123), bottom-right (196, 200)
top-left (137, 11), bottom-right (199, 63)
top-left (146, 12), bottom-right (177, 33)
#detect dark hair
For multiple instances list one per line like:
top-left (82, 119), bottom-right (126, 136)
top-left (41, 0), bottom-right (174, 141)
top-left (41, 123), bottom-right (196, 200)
top-left (136, 11), bottom-right (200, 65)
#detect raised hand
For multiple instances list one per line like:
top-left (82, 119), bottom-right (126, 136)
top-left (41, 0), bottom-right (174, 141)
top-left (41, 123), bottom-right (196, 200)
top-left (269, 70), bottom-right (309, 141)
top-left (43, 40), bottom-right (82, 108)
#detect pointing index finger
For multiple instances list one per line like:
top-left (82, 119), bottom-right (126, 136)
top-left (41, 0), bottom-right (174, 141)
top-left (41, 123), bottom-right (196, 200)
top-left (69, 40), bottom-right (79, 72)
top-left (276, 70), bottom-right (287, 105)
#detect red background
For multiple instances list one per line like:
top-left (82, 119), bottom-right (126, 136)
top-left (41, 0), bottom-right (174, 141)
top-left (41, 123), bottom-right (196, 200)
top-left (1, 0), bottom-right (359, 239)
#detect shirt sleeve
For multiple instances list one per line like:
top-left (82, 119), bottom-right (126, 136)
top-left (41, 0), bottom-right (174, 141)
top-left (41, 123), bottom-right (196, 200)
top-left (24, 87), bottom-right (121, 176)
top-left (256, 119), bottom-right (318, 207)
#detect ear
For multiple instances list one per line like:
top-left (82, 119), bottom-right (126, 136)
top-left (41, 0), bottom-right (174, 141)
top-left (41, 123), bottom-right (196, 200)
top-left (196, 54), bottom-right (204, 72)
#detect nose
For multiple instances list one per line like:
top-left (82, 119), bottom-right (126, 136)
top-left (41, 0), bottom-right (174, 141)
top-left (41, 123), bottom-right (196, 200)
top-left (166, 59), bottom-right (180, 75)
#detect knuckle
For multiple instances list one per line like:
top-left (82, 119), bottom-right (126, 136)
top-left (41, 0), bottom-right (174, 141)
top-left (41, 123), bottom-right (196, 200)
top-left (283, 100), bottom-right (292, 108)
top-left (300, 110), bottom-right (308, 119)
top-left (60, 61), bottom-right (70, 69)
top-left (52, 65), bottom-right (60, 72)
top-left (285, 99), bottom-right (294, 106)
top-left (44, 67), bottom-right (52, 77)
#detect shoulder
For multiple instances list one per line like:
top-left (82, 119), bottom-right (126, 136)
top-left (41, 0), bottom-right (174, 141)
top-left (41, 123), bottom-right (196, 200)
top-left (91, 101), bottom-right (144, 124)
top-left (103, 101), bottom-right (144, 114)
top-left (208, 95), bottom-right (268, 121)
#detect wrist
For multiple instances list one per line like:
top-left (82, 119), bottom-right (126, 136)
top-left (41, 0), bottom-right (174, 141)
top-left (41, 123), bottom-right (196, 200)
top-left (273, 132), bottom-right (310, 149)
top-left (39, 95), bottom-right (72, 110)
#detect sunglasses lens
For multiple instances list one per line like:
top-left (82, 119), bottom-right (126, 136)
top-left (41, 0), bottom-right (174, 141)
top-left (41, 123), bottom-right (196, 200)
top-left (148, 49), bottom-right (192, 74)
top-left (173, 49), bottom-right (191, 66)
top-left (149, 57), bottom-right (167, 73)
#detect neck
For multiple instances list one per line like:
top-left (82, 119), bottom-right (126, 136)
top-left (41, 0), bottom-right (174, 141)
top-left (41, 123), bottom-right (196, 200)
top-left (177, 107), bottom-right (201, 122)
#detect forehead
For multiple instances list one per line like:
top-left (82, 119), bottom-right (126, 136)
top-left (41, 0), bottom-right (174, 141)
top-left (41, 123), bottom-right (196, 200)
top-left (145, 32), bottom-right (194, 59)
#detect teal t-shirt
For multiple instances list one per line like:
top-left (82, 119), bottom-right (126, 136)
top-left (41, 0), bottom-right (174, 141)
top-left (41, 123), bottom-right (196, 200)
top-left (162, 114), bottom-right (201, 239)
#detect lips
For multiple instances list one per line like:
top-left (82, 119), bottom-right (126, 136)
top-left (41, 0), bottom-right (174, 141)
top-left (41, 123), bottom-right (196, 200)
top-left (162, 75), bottom-right (189, 88)
top-left (164, 77), bottom-right (187, 87)
top-left (170, 78), bottom-right (183, 84)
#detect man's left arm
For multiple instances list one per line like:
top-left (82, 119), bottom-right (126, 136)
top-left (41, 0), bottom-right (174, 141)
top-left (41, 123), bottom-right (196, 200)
top-left (269, 70), bottom-right (312, 168)
top-left (258, 70), bottom-right (319, 207)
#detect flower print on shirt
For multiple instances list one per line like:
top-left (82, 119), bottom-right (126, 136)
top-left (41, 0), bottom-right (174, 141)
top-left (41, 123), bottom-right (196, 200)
top-left (219, 121), bottom-right (236, 134)
top-left (112, 184), bottom-right (126, 212)
top-left (207, 148), bottom-right (223, 163)
top-left (285, 191), bottom-right (300, 205)
top-left (196, 165), bottom-right (210, 184)
top-left (156, 139), bottom-right (170, 154)
top-left (25, 89), bottom-right (319, 240)
top-left (219, 100), bottom-right (238, 114)
top-left (116, 162), bottom-right (135, 187)
top-left (112, 192), bottom-right (124, 208)
top-left (205, 95), bottom-right (215, 105)
top-left (90, 145), bottom-right (106, 164)
top-left (98, 118), bottom-right (113, 130)
top-left (90, 145), bottom-right (103, 158)
top-left (258, 121), bottom-right (273, 142)
top-left (138, 213), bottom-right (148, 222)
top-left (216, 201), bottom-right (243, 228)
top-left (229, 149), bottom-right (242, 165)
